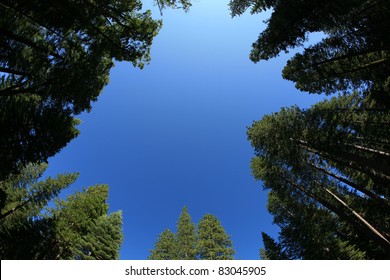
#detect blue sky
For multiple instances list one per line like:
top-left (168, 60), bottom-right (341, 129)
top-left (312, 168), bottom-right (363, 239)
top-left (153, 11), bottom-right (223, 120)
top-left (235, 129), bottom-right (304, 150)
top-left (45, 0), bottom-right (324, 259)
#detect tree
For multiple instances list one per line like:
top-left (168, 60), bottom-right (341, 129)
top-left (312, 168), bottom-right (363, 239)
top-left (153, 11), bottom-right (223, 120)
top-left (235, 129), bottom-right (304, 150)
top-left (247, 95), bottom-right (390, 258)
top-left (148, 229), bottom-right (177, 260)
top-left (176, 206), bottom-right (197, 260)
top-left (0, 0), bottom-right (163, 180)
top-left (0, 95), bottom-right (80, 180)
top-left (229, 0), bottom-right (389, 259)
top-left (196, 214), bottom-right (235, 260)
top-left (148, 208), bottom-right (235, 260)
top-left (1, 0), bottom-right (163, 110)
top-left (48, 185), bottom-right (123, 260)
top-left (261, 191), bottom-right (367, 260)
top-left (0, 163), bottom-right (123, 259)
top-left (259, 232), bottom-right (289, 260)
top-left (229, 0), bottom-right (390, 103)
top-left (0, 163), bottom-right (77, 259)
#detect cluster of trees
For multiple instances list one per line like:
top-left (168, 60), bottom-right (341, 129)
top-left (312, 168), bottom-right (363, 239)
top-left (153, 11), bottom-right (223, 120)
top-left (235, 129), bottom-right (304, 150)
top-left (2, 0), bottom-right (389, 260)
top-left (0, 163), bottom-right (123, 259)
top-left (0, 0), bottom-right (189, 259)
top-left (0, 0), bottom-right (163, 180)
top-left (229, 0), bottom-right (390, 258)
top-left (149, 207), bottom-right (235, 260)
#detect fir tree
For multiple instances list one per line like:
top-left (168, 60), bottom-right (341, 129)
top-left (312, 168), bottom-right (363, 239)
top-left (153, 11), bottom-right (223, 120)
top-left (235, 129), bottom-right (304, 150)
top-left (196, 214), bottom-right (235, 260)
top-left (0, 163), bottom-right (123, 259)
top-left (175, 206), bottom-right (197, 260)
top-left (260, 232), bottom-right (289, 260)
top-left (148, 207), bottom-right (235, 260)
top-left (148, 229), bottom-right (177, 260)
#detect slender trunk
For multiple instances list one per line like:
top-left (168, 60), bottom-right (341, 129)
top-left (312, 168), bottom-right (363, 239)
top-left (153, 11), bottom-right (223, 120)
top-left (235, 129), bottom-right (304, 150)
top-left (322, 187), bottom-right (390, 248)
top-left (0, 27), bottom-right (64, 60)
top-left (303, 49), bottom-right (387, 70)
top-left (344, 143), bottom-right (390, 157)
top-left (282, 176), bottom-right (390, 250)
top-left (352, 136), bottom-right (390, 146)
top-left (294, 139), bottom-right (390, 182)
top-left (0, 199), bottom-right (30, 221)
top-left (308, 162), bottom-right (390, 209)
top-left (338, 57), bottom-right (390, 76)
top-left (0, 2), bottom-right (67, 42)
top-left (275, 200), bottom-right (296, 219)
top-left (0, 87), bottom-right (37, 96)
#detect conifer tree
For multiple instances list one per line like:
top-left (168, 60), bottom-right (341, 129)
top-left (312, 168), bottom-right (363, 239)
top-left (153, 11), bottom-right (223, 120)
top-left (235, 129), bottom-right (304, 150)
top-left (48, 185), bottom-right (123, 260)
top-left (260, 232), bottom-right (289, 260)
top-left (175, 206), bottom-right (197, 260)
top-left (148, 229), bottom-right (177, 260)
top-left (0, 163), bottom-right (78, 258)
top-left (196, 214), bottom-right (235, 260)
top-left (248, 96), bottom-right (390, 259)
top-left (229, 0), bottom-right (390, 104)
top-left (0, 163), bottom-right (123, 259)
top-left (0, 1), bottom-right (196, 181)
top-left (148, 207), bottom-right (235, 260)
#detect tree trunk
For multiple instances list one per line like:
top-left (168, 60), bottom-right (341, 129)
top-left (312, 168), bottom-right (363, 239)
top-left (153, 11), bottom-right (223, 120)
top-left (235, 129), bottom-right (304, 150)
top-left (0, 27), bottom-right (63, 60)
top-left (308, 161), bottom-right (390, 209)
top-left (282, 175), bottom-right (390, 251)
top-left (294, 139), bottom-right (390, 182)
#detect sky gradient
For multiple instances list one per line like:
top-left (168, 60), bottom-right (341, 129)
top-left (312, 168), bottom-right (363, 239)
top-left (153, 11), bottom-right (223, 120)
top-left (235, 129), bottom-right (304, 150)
top-left (45, 0), bottom-right (324, 259)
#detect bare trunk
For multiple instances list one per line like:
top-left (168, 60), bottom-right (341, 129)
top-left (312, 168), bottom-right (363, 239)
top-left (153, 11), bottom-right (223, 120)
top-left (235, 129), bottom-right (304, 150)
top-left (294, 138), bottom-right (390, 182)
top-left (282, 176), bottom-right (390, 250)
top-left (344, 143), bottom-right (390, 157)
top-left (323, 187), bottom-right (390, 248)
top-left (308, 161), bottom-right (390, 209)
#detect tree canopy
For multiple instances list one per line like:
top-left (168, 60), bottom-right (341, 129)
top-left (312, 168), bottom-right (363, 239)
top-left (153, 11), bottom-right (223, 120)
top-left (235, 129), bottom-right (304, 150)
top-left (230, 0), bottom-right (390, 259)
top-left (197, 214), bottom-right (235, 260)
top-left (248, 95), bottom-right (390, 259)
top-left (229, 0), bottom-right (390, 103)
top-left (0, 0), bottom-right (162, 180)
top-left (0, 163), bottom-right (123, 259)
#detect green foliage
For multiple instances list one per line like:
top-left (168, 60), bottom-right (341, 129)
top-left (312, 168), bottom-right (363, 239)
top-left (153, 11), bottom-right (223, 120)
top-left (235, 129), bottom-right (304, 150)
top-left (260, 232), bottom-right (289, 260)
top-left (149, 207), bottom-right (235, 260)
top-left (0, 0), bottom-right (162, 180)
top-left (0, 95), bottom-right (80, 180)
top-left (49, 185), bottom-right (123, 260)
top-left (176, 206), bottom-right (197, 259)
top-left (155, 0), bottom-right (192, 14)
top-left (148, 229), bottom-right (177, 260)
top-left (0, 163), bottom-right (123, 259)
top-left (248, 95), bottom-right (390, 259)
top-left (229, 0), bottom-right (390, 103)
top-left (196, 214), bottom-right (235, 260)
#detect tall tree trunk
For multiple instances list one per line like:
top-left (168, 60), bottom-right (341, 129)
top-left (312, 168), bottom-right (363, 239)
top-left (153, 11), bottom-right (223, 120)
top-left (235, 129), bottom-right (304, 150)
top-left (0, 27), bottom-right (63, 60)
top-left (294, 139), bottom-right (390, 182)
top-left (344, 143), bottom-right (390, 157)
top-left (322, 187), bottom-right (390, 249)
top-left (308, 162), bottom-right (390, 209)
top-left (282, 175), bottom-right (390, 251)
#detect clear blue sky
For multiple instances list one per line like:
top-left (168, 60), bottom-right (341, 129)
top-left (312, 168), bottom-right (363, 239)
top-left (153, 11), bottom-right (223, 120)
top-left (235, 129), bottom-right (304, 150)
top-left (45, 0), bottom-right (324, 259)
